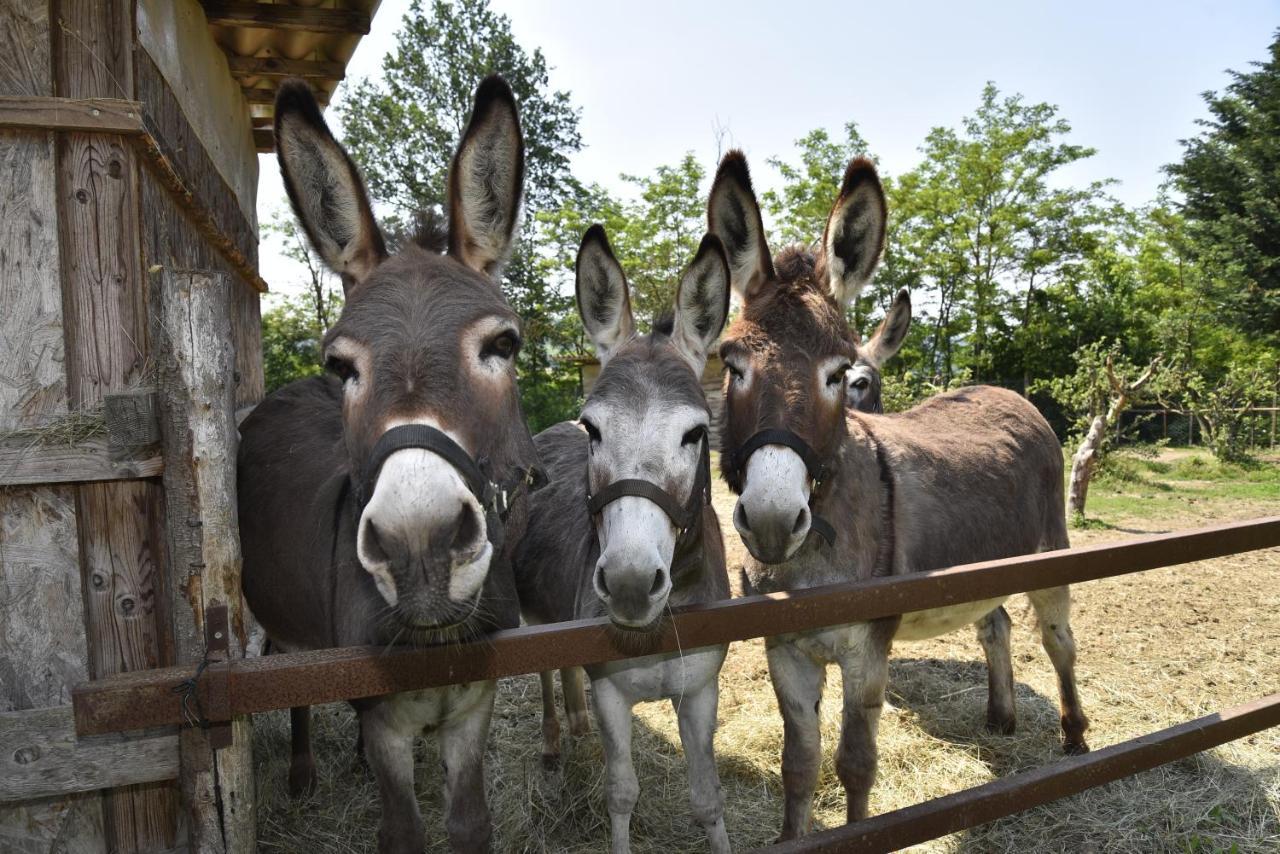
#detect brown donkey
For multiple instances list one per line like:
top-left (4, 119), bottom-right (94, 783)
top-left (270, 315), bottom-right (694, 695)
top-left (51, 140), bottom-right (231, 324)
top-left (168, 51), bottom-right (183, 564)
top-left (238, 77), bottom-right (542, 853)
top-left (706, 151), bottom-right (1089, 838)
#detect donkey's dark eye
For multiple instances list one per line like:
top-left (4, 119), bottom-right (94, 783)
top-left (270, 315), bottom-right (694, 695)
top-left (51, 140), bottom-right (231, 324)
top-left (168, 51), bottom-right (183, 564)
top-left (827, 363), bottom-right (852, 386)
top-left (580, 418), bottom-right (601, 444)
top-left (326, 355), bottom-right (358, 383)
top-left (724, 362), bottom-right (744, 382)
top-left (851, 376), bottom-right (870, 391)
top-left (682, 425), bottom-right (708, 446)
top-left (482, 330), bottom-right (521, 360)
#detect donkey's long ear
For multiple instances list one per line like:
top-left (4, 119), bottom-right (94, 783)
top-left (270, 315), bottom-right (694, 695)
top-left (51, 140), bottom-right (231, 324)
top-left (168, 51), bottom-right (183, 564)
top-left (671, 234), bottom-right (731, 375)
top-left (575, 225), bottom-right (634, 366)
top-left (275, 80), bottom-right (386, 293)
top-left (447, 75), bottom-right (525, 276)
top-left (707, 150), bottom-right (774, 302)
top-left (823, 157), bottom-right (887, 306)
top-left (864, 288), bottom-right (911, 367)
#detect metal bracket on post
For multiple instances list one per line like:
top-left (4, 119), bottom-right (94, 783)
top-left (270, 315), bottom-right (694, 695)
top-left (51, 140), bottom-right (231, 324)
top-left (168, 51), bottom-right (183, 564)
top-left (203, 604), bottom-right (233, 750)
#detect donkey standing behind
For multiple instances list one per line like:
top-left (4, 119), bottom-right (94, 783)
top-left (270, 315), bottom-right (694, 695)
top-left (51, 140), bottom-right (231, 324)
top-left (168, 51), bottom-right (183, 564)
top-left (515, 227), bottom-right (734, 854)
top-left (238, 77), bottom-right (542, 853)
top-left (706, 152), bottom-right (1089, 838)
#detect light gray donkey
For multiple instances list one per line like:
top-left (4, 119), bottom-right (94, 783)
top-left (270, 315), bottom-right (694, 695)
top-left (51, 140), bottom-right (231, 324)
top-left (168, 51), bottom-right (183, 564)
top-left (514, 225), bottom-right (734, 853)
top-left (706, 151), bottom-right (1090, 840)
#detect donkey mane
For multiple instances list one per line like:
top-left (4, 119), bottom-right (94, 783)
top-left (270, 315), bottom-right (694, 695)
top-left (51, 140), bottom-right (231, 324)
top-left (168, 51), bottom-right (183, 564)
top-left (773, 244), bottom-right (823, 285)
top-left (410, 209), bottom-right (449, 253)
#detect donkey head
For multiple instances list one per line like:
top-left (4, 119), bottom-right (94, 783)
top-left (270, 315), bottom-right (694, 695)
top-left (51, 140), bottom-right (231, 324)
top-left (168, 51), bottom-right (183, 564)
top-left (275, 76), bottom-right (539, 632)
top-left (709, 151), bottom-right (889, 563)
top-left (575, 226), bottom-right (730, 630)
top-left (846, 288), bottom-right (911, 413)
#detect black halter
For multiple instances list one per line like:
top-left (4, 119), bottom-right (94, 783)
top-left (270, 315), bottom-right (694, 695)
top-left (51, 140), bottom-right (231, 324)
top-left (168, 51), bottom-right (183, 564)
top-left (728, 428), bottom-right (837, 547)
top-left (354, 424), bottom-right (547, 552)
top-left (586, 432), bottom-right (712, 538)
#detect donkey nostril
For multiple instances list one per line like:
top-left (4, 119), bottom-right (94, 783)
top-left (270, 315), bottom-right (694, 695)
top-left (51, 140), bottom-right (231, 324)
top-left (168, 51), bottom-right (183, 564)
top-left (595, 565), bottom-right (610, 597)
top-left (649, 567), bottom-right (667, 596)
top-left (734, 502), bottom-right (751, 533)
top-left (364, 519), bottom-right (392, 565)
top-left (450, 504), bottom-right (481, 555)
top-left (792, 506), bottom-right (810, 536)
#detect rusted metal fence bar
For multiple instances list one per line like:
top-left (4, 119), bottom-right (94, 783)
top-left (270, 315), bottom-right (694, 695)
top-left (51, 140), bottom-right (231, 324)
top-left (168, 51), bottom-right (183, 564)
top-left (73, 516), bottom-right (1280, 736)
top-left (760, 691), bottom-right (1280, 853)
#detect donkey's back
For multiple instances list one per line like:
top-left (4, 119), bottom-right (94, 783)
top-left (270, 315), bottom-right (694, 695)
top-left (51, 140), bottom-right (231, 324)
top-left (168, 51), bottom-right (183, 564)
top-left (870, 384), bottom-right (1067, 574)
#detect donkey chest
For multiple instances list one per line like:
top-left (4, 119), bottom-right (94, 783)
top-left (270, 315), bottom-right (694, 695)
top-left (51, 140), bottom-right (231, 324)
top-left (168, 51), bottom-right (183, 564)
top-left (587, 644), bottom-right (727, 703)
top-left (382, 682), bottom-right (491, 734)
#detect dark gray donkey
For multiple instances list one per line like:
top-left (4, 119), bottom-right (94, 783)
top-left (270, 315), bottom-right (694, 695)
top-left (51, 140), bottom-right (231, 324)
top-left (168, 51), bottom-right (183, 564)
top-left (706, 151), bottom-right (1089, 839)
top-left (515, 226), bottom-right (734, 853)
top-left (238, 77), bottom-right (542, 853)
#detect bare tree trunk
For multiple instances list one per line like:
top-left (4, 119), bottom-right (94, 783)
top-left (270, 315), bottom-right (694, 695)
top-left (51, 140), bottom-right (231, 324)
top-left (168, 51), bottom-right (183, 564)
top-left (1069, 405), bottom-right (1117, 518)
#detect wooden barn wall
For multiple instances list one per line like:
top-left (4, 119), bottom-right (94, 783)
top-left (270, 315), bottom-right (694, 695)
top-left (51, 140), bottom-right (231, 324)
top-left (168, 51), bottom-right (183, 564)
top-left (0, 2), bottom-right (108, 852)
top-left (136, 0), bottom-right (257, 222)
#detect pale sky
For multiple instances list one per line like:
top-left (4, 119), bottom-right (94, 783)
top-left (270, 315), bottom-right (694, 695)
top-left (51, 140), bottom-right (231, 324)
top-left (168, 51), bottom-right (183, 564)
top-left (257, 0), bottom-right (1279, 297)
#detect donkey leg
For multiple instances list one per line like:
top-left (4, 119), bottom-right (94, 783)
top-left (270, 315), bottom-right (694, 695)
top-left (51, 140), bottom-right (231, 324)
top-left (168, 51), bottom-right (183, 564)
top-left (288, 705), bottom-right (318, 797)
top-left (766, 639), bottom-right (825, 841)
top-left (977, 606), bottom-right (1017, 735)
top-left (539, 670), bottom-right (562, 770)
top-left (562, 666), bottom-right (591, 736)
top-left (361, 702), bottom-right (425, 854)
top-left (440, 682), bottom-right (497, 853)
top-left (1027, 585), bottom-right (1090, 754)
top-left (835, 623), bottom-right (892, 824)
top-left (674, 681), bottom-right (730, 854)
top-left (593, 676), bottom-right (639, 854)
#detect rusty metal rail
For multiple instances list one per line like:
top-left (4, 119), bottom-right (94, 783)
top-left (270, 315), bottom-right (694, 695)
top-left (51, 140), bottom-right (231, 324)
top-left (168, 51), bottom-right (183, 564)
top-left (73, 516), bottom-right (1280, 736)
top-left (761, 691), bottom-right (1280, 853)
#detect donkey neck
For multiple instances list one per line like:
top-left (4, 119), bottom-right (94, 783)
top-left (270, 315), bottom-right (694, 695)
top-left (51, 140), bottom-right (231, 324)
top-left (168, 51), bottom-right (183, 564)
top-left (743, 414), bottom-right (895, 594)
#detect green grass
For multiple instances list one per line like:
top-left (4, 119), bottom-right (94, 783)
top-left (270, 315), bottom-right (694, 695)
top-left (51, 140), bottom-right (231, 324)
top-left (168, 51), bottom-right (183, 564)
top-left (1080, 447), bottom-right (1280, 524)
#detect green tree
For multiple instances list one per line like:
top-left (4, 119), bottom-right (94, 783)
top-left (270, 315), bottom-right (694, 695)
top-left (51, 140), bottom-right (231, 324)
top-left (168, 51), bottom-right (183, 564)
top-left (894, 84), bottom-right (1115, 385)
top-left (260, 209), bottom-right (343, 391)
top-left (337, 0), bottom-right (585, 430)
top-left (1166, 30), bottom-right (1280, 340)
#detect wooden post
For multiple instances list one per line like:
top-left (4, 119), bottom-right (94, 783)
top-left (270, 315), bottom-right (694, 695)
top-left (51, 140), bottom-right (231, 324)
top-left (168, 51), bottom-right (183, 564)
top-left (154, 269), bottom-right (255, 854)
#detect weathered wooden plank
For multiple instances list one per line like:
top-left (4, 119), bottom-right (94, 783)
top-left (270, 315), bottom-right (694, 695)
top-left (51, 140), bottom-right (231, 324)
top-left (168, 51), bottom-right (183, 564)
top-left (155, 269), bottom-right (255, 854)
top-left (0, 435), bottom-right (162, 485)
top-left (0, 0), bottom-right (52, 96)
top-left (0, 132), bottom-right (65, 430)
top-left (135, 50), bottom-right (260, 288)
top-left (0, 95), bottom-right (145, 134)
top-left (225, 54), bottom-right (345, 80)
top-left (0, 55), bottom-right (104, 843)
top-left (54, 3), bottom-right (181, 848)
top-left (0, 487), bottom-right (107, 854)
top-left (201, 1), bottom-right (371, 34)
top-left (0, 706), bottom-right (178, 803)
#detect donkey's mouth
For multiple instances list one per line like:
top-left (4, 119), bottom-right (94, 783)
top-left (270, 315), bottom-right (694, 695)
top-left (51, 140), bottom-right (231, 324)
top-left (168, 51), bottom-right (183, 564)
top-left (390, 592), bottom-right (484, 643)
top-left (605, 612), bottom-right (667, 655)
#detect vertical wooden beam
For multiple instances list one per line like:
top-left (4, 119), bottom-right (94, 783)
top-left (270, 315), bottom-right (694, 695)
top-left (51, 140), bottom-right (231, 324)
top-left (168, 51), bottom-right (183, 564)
top-left (154, 269), bottom-right (255, 854)
top-left (52, 1), bottom-right (181, 850)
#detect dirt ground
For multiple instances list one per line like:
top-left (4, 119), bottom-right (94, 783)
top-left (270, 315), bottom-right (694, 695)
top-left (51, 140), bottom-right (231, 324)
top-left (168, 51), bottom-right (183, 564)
top-left (254, 450), bottom-right (1279, 852)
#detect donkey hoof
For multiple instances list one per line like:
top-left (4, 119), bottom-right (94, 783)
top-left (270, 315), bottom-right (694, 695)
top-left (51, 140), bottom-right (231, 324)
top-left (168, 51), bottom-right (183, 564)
top-left (541, 750), bottom-right (561, 772)
top-left (985, 715), bottom-right (1017, 736)
top-left (1063, 738), bottom-right (1090, 756)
